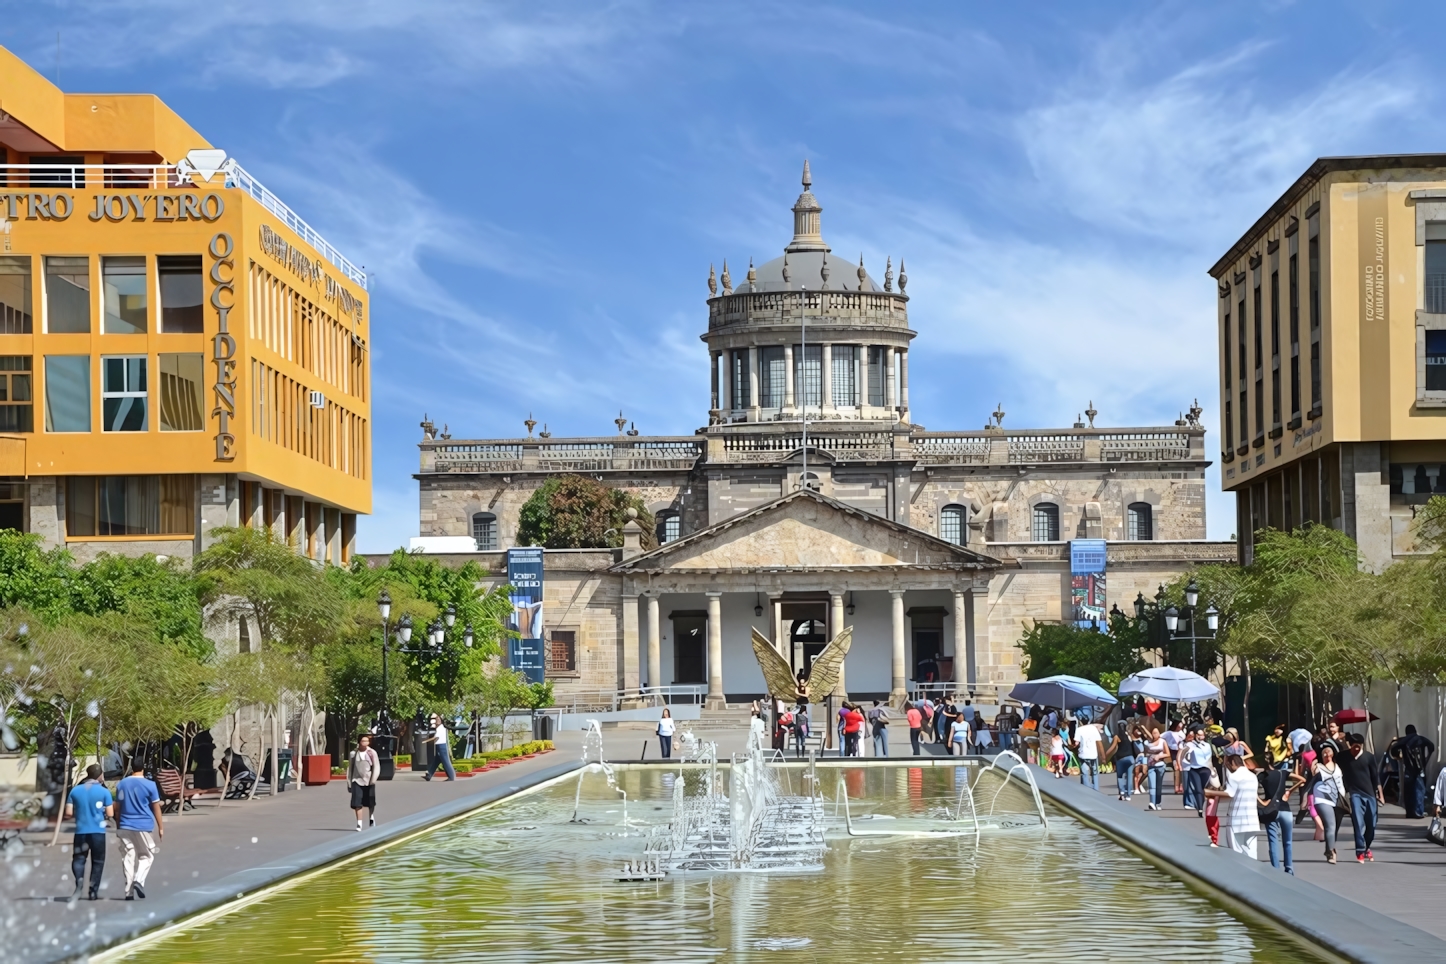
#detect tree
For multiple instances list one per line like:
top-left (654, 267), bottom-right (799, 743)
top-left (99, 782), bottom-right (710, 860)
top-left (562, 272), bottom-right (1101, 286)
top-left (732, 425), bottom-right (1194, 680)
top-left (1017, 620), bottom-right (1146, 683)
top-left (517, 475), bottom-right (658, 550)
top-left (461, 663), bottom-right (533, 751)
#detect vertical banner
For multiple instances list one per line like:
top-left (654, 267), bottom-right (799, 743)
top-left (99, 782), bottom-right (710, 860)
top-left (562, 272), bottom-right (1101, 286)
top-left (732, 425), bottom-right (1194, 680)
top-left (506, 547), bottom-right (545, 683)
top-left (1069, 539), bottom-right (1108, 629)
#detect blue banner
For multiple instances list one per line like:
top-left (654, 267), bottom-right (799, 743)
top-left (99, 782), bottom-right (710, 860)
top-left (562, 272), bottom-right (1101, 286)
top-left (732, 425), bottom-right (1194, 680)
top-left (1069, 539), bottom-right (1107, 629)
top-left (506, 547), bottom-right (545, 683)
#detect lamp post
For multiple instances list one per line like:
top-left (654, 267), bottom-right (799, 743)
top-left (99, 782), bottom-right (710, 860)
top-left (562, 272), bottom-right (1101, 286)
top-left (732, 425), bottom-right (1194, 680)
top-left (1160, 579), bottom-right (1219, 675)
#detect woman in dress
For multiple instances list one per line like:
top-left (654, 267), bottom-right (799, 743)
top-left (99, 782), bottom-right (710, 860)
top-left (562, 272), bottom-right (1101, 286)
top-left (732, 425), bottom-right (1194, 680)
top-left (1205, 753), bottom-right (1260, 858)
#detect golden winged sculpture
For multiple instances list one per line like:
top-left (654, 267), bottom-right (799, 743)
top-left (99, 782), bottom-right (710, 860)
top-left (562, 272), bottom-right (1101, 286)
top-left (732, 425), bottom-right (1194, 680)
top-left (750, 626), bottom-right (852, 703)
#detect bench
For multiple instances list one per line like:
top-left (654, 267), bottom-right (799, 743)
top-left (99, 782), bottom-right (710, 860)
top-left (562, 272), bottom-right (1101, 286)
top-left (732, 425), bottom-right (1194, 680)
top-left (156, 766), bottom-right (222, 813)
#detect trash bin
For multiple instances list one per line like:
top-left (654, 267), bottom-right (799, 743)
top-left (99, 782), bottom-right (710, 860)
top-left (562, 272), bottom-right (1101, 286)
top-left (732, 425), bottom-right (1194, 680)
top-left (277, 748), bottom-right (293, 791)
top-left (534, 715), bottom-right (554, 742)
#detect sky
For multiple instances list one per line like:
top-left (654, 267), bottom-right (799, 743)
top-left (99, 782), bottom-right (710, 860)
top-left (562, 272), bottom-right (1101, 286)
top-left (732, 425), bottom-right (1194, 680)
top-left (6, 1), bottom-right (1442, 550)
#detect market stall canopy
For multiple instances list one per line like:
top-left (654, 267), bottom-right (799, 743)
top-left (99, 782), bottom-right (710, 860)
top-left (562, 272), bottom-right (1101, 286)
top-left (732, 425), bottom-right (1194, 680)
top-left (1008, 675), bottom-right (1118, 711)
top-left (1117, 666), bottom-right (1219, 703)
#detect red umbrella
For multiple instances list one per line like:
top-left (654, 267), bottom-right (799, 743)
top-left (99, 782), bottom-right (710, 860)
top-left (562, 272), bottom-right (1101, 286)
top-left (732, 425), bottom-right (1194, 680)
top-left (1333, 708), bottom-right (1380, 724)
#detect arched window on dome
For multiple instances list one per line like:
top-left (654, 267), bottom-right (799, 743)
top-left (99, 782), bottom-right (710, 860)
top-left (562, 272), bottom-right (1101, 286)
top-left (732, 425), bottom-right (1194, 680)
top-left (472, 512), bottom-right (498, 551)
top-left (939, 504), bottom-right (966, 546)
top-left (657, 512), bottom-right (681, 544)
top-left (1031, 503), bottom-right (1060, 542)
top-left (1127, 503), bottom-right (1153, 541)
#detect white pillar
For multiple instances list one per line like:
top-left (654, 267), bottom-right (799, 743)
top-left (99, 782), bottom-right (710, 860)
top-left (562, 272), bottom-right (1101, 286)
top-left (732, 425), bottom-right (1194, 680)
top-left (621, 593), bottom-right (640, 696)
top-left (706, 592), bottom-right (725, 709)
top-left (890, 589), bottom-right (906, 704)
top-left (710, 351), bottom-right (720, 413)
top-left (771, 595), bottom-right (784, 658)
top-left (899, 349), bottom-right (910, 416)
top-left (822, 342), bottom-right (834, 412)
top-left (747, 345), bottom-right (760, 419)
top-left (953, 589), bottom-right (969, 688)
top-left (830, 591), bottom-right (847, 700)
top-left (854, 347), bottom-right (863, 410)
top-left (646, 593), bottom-right (661, 696)
top-left (966, 585), bottom-right (986, 687)
top-left (884, 347), bottom-right (896, 409)
top-left (783, 343), bottom-right (796, 412)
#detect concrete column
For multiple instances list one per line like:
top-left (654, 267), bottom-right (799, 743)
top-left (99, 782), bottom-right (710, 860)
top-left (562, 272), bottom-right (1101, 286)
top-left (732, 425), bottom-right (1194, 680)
top-left (747, 346), bottom-right (760, 418)
top-left (710, 351), bottom-right (720, 413)
top-left (308, 501), bottom-right (325, 560)
top-left (953, 589), bottom-right (970, 688)
top-left (884, 347), bottom-right (896, 408)
top-left (783, 343), bottom-right (795, 412)
top-left (622, 593), bottom-right (640, 696)
top-left (830, 591), bottom-right (847, 700)
top-left (966, 586), bottom-right (987, 687)
top-left (822, 342), bottom-right (834, 412)
top-left (854, 347), bottom-right (863, 409)
top-left (770, 595), bottom-right (784, 657)
top-left (326, 508), bottom-right (342, 565)
top-left (705, 592), bottom-right (725, 709)
top-left (646, 593), bottom-right (661, 695)
top-left (890, 589), bottom-right (906, 704)
top-left (899, 349), bottom-right (910, 416)
top-left (27, 477), bottom-right (62, 549)
top-left (342, 513), bottom-right (357, 564)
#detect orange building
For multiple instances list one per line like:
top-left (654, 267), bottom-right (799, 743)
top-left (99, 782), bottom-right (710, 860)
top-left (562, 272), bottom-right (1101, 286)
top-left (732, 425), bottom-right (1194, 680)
top-left (0, 46), bottom-right (370, 567)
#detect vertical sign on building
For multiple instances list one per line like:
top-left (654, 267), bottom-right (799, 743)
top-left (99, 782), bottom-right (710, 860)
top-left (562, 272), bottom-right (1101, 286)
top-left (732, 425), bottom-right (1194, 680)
top-left (506, 547), bottom-right (545, 683)
top-left (1069, 539), bottom-right (1108, 629)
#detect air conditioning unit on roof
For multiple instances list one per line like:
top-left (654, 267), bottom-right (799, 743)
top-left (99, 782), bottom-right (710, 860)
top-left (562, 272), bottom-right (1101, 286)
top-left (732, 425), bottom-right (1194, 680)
top-left (309, 391), bottom-right (325, 409)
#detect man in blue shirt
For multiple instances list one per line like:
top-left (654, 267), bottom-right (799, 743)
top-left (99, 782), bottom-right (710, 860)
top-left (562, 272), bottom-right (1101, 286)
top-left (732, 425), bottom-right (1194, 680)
top-left (65, 764), bottom-right (113, 901)
top-left (114, 761), bottom-right (164, 900)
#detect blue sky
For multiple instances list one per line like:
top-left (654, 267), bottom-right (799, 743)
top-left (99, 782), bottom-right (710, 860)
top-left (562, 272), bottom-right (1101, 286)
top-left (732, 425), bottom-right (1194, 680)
top-left (6, 1), bottom-right (1440, 549)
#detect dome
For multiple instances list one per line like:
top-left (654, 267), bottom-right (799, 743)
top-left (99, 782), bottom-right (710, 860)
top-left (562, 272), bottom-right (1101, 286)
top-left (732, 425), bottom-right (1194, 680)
top-left (744, 250), bottom-right (884, 293)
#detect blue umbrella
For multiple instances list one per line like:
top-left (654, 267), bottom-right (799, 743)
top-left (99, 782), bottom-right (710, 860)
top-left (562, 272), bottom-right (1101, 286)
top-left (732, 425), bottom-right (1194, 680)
top-left (1008, 675), bottom-right (1119, 711)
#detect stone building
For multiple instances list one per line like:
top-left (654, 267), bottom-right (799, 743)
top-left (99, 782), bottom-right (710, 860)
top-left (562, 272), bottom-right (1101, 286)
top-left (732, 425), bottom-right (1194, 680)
top-left (409, 165), bottom-right (1234, 705)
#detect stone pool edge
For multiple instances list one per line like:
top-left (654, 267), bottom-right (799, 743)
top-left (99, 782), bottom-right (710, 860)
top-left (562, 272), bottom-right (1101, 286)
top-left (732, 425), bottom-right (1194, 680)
top-left (1026, 761), bottom-right (1446, 964)
top-left (66, 759), bottom-right (584, 964)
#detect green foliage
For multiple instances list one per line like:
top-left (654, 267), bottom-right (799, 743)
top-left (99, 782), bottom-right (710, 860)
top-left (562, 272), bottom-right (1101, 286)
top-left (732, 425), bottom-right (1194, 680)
top-left (1018, 621), bottom-right (1146, 682)
top-left (517, 475), bottom-right (658, 550)
top-left (195, 527), bottom-right (347, 651)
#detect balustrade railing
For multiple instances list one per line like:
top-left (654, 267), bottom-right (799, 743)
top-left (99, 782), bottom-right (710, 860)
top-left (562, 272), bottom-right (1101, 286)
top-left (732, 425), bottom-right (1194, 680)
top-left (913, 435), bottom-right (991, 463)
top-left (1007, 434), bottom-right (1084, 463)
top-left (1097, 432), bottom-right (1192, 462)
top-left (426, 438), bottom-right (704, 473)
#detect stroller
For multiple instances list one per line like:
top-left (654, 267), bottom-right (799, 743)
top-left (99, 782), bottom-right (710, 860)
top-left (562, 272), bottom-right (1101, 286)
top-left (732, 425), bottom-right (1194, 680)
top-left (220, 750), bottom-right (257, 799)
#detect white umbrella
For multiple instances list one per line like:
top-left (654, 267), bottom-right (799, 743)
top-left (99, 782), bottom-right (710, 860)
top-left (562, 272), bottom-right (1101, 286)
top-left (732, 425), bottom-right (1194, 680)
top-left (1117, 666), bottom-right (1218, 703)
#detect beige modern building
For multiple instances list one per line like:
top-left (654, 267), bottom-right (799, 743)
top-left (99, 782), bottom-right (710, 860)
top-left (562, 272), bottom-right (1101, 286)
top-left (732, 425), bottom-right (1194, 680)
top-left (1209, 154), bottom-right (1446, 569)
top-left (405, 166), bottom-right (1233, 706)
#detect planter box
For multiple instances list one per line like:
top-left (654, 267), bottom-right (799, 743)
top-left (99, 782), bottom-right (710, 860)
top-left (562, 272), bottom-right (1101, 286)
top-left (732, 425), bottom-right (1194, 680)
top-left (302, 754), bottom-right (333, 787)
top-left (331, 774), bottom-right (348, 781)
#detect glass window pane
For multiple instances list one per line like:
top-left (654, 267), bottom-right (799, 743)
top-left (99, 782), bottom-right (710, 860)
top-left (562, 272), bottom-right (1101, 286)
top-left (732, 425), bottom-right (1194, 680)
top-left (66, 477), bottom-right (97, 536)
top-left (0, 256), bottom-right (33, 334)
top-left (940, 505), bottom-right (964, 545)
top-left (45, 257), bottom-right (90, 333)
top-left (1032, 504), bottom-right (1059, 542)
top-left (794, 345), bottom-right (821, 409)
top-left (159, 353), bottom-right (204, 431)
top-left (98, 475), bottom-right (159, 535)
top-left (44, 355), bottom-right (91, 432)
top-left (101, 355), bottom-right (147, 432)
top-left (102, 256), bottom-right (147, 334)
top-left (759, 347), bottom-right (786, 407)
top-left (1428, 331), bottom-right (1446, 392)
top-left (159, 475), bottom-right (195, 534)
top-left (158, 255), bottom-right (203, 333)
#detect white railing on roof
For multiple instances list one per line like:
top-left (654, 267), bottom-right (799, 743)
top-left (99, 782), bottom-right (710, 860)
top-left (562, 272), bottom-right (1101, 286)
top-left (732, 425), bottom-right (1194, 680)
top-left (0, 161), bottom-right (367, 291)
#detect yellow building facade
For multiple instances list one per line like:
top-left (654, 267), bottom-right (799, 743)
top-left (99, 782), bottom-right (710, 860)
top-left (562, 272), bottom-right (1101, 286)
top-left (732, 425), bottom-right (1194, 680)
top-left (1210, 154), bottom-right (1446, 569)
top-left (0, 46), bottom-right (369, 565)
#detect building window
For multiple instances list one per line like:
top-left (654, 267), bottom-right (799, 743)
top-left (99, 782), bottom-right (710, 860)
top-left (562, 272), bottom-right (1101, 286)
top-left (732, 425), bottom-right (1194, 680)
top-left (0, 256), bottom-right (32, 334)
top-left (759, 346), bottom-right (786, 407)
top-left (66, 475), bottom-right (194, 536)
top-left (831, 345), bottom-right (857, 407)
top-left (1127, 502), bottom-right (1153, 541)
top-left (1253, 268), bottom-right (1264, 442)
top-left (44, 355), bottom-right (90, 432)
top-left (29, 155), bottom-right (84, 188)
top-left (1308, 221), bottom-right (1322, 416)
top-left (730, 350), bottom-right (750, 408)
top-left (472, 511), bottom-right (498, 550)
top-left (45, 257), bottom-right (90, 333)
top-left (0, 356), bottom-right (33, 433)
top-left (794, 344), bottom-right (821, 409)
top-left (867, 346), bottom-right (886, 406)
top-left (657, 512), bottom-right (681, 544)
top-left (102, 256), bottom-right (147, 334)
top-left (158, 256), bottom-right (204, 333)
top-left (1288, 239), bottom-right (1301, 422)
top-left (1427, 331), bottom-right (1446, 392)
top-left (158, 353), bottom-right (204, 431)
top-left (1428, 233), bottom-right (1446, 314)
top-left (939, 504), bottom-right (966, 545)
top-left (0, 482), bottom-right (21, 532)
top-left (1222, 309), bottom-right (1233, 451)
top-left (1269, 260), bottom-right (1281, 431)
top-left (101, 356), bottom-right (147, 432)
top-left (1031, 503), bottom-right (1060, 542)
top-left (1237, 294), bottom-right (1248, 448)
top-left (548, 630), bottom-right (577, 674)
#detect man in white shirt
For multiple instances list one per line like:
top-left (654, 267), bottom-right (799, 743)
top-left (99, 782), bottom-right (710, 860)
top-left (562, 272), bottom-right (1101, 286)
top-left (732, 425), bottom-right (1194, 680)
top-left (422, 714), bottom-right (456, 782)
top-left (1073, 717), bottom-right (1104, 791)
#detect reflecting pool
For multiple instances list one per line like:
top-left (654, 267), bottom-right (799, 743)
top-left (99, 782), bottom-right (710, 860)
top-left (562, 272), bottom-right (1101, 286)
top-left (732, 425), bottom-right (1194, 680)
top-left (112, 764), bottom-right (1332, 963)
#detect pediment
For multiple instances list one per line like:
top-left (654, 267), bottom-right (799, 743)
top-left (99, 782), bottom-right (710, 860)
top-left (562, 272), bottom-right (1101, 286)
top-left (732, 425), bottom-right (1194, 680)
top-left (616, 490), bottom-right (997, 572)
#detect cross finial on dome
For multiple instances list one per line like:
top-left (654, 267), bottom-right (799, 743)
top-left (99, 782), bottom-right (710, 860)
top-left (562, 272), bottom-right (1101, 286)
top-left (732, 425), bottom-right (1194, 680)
top-left (802, 159), bottom-right (812, 191)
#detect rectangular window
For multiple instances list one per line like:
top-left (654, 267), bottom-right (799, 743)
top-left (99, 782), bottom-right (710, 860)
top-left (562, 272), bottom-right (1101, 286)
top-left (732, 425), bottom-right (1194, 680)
top-left (45, 257), bottom-right (90, 333)
top-left (102, 256), bottom-right (147, 334)
top-left (1237, 296), bottom-right (1247, 448)
top-left (1428, 234), bottom-right (1446, 314)
top-left (1308, 226), bottom-right (1322, 416)
top-left (1253, 271), bottom-right (1264, 441)
top-left (0, 356), bottom-right (33, 433)
top-left (0, 256), bottom-right (32, 334)
top-left (158, 255), bottom-right (204, 333)
top-left (867, 346), bottom-right (885, 405)
top-left (101, 355), bottom-right (148, 432)
top-left (1222, 311), bottom-right (1233, 451)
top-left (1289, 246), bottom-right (1301, 421)
top-left (730, 350), bottom-right (750, 408)
top-left (759, 346), bottom-right (786, 407)
top-left (158, 353), bottom-right (204, 431)
top-left (548, 630), bottom-right (577, 674)
top-left (1427, 331), bottom-right (1446, 391)
top-left (44, 355), bottom-right (90, 432)
top-left (794, 344), bottom-right (821, 409)
top-left (831, 345), bottom-right (857, 407)
top-left (1270, 266), bottom-right (1281, 430)
top-left (65, 475), bottom-right (194, 536)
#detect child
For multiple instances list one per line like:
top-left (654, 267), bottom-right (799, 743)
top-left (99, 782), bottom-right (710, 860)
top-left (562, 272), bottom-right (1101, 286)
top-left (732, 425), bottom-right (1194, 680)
top-left (1049, 731), bottom-right (1067, 778)
top-left (1204, 770), bottom-right (1221, 846)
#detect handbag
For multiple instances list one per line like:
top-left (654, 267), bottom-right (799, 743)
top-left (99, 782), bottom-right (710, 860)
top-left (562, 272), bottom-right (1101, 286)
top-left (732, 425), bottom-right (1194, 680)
top-left (1429, 817), bottom-right (1446, 847)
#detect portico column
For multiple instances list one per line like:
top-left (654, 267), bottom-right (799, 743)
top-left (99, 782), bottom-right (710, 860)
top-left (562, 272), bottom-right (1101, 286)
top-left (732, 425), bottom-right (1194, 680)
top-left (705, 592), bottom-right (725, 709)
top-left (709, 351), bottom-right (720, 413)
top-left (953, 589), bottom-right (970, 689)
top-left (783, 343), bottom-right (796, 412)
top-left (621, 593), bottom-right (640, 696)
top-left (890, 589), bottom-right (906, 705)
top-left (822, 343), bottom-right (834, 412)
top-left (965, 585), bottom-right (986, 688)
top-left (747, 346), bottom-right (760, 420)
top-left (884, 347), bottom-right (896, 409)
top-left (899, 349), bottom-right (910, 417)
top-left (770, 594), bottom-right (784, 658)
top-left (646, 593), bottom-right (661, 697)
top-left (829, 591), bottom-right (848, 701)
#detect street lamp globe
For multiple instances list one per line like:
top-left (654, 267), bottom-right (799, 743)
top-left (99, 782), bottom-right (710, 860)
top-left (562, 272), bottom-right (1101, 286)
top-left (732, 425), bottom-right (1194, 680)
top-left (378, 589), bottom-right (392, 622)
top-left (398, 613), bottom-right (413, 644)
top-left (1185, 579), bottom-right (1199, 608)
top-left (1164, 605), bottom-right (1179, 633)
top-left (1155, 585), bottom-right (1167, 606)
top-left (1205, 603), bottom-right (1220, 632)
top-left (464, 624), bottom-right (475, 649)
top-left (1133, 592), bottom-right (1146, 620)
top-left (444, 604), bottom-right (457, 628)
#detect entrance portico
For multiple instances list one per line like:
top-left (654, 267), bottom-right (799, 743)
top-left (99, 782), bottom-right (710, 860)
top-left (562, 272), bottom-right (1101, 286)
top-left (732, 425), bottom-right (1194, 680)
top-left (613, 489), bottom-right (999, 707)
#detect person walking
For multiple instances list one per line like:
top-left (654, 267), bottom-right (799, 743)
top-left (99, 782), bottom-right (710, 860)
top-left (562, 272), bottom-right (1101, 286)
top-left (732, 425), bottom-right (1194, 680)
top-left (869, 701), bottom-right (890, 758)
top-left (65, 763), bottom-right (112, 901)
top-left (1107, 719), bottom-right (1135, 801)
top-left (656, 709), bottom-right (676, 760)
top-left (1340, 733), bottom-right (1383, 862)
top-left (1181, 726), bottom-right (1214, 815)
top-left (793, 705), bottom-right (810, 758)
top-left (1206, 752), bottom-right (1260, 859)
top-left (1264, 723), bottom-right (1292, 770)
top-left (843, 703), bottom-right (865, 757)
top-left (348, 734), bottom-right (381, 831)
top-left (906, 702), bottom-right (923, 756)
top-left (1309, 742), bottom-right (1347, 864)
top-left (1387, 724), bottom-right (1435, 819)
top-left (422, 714), bottom-right (456, 782)
top-left (1144, 727), bottom-right (1170, 811)
top-left (1259, 756), bottom-right (1303, 874)
top-left (949, 711), bottom-right (970, 757)
top-left (1163, 720), bottom-right (1185, 795)
top-left (1073, 715), bottom-right (1103, 792)
top-left (114, 760), bottom-right (163, 900)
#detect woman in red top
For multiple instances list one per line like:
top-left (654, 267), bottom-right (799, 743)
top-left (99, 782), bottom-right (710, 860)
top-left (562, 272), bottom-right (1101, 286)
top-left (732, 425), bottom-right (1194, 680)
top-left (906, 702), bottom-right (924, 756)
top-left (843, 704), bottom-right (866, 757)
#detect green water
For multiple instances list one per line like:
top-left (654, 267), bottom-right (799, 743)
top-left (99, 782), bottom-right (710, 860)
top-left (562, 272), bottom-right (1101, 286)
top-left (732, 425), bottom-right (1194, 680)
top-left (116, 765), bottom-right (1332, 963)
